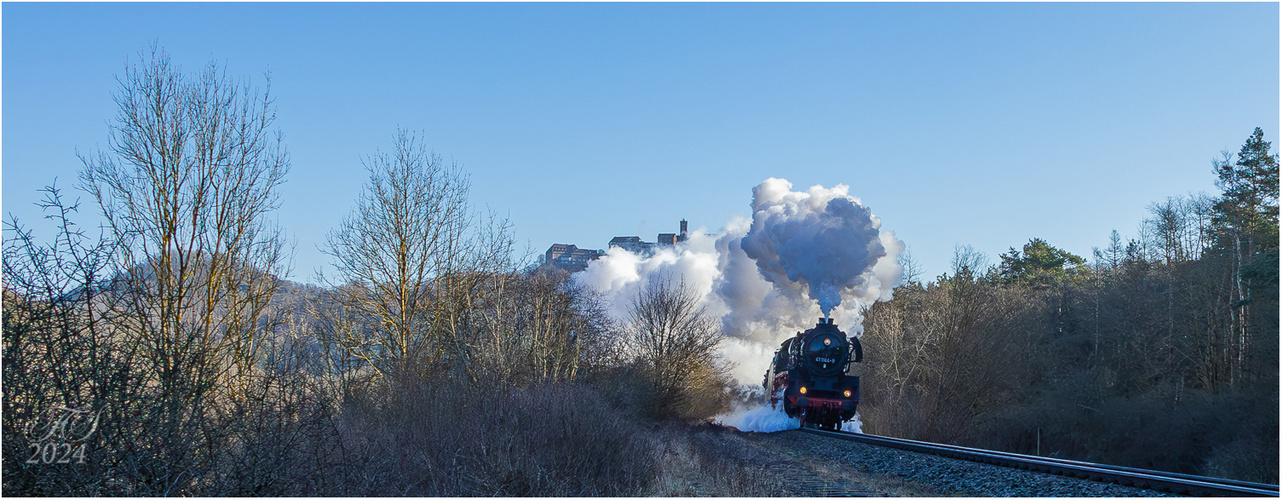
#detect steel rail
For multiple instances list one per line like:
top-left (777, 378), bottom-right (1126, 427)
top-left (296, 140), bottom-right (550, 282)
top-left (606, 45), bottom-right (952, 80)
top-left (801, 428), bottom-right (1279, 497)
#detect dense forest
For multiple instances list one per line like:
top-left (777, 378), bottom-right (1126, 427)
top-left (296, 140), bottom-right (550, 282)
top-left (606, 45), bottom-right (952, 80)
top-left (860, 128), bottom-right (1279, 483)
top-left (3, 48), bottom-right (1277, 495)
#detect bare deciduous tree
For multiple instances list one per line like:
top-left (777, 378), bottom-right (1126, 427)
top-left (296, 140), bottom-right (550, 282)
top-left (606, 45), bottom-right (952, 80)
top-left (1145, 193), bottom-right (1215, 266)
top-left (3, 45), bottom-right (293, 494)
top-left (897, 246), bottom-right (923, 285)
top-left (319, 129), bottom-right (512, 384)
top-left (862, 246), bottom-right (1045, 442)
top-left (468, 268), bottom-right (619, 386)
top-left (78, 45), bottom-right (289, 406)
top-left (2, 185), bottom-right (135, 494)
top-left (625, 275), bottom-right (729, 420)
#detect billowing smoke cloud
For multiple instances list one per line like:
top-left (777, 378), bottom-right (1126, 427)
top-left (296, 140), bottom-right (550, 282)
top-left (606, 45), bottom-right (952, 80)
top-left (740, 178), bottom-right (889, 319)
top-left (576, 178), bottom-right (903, 387)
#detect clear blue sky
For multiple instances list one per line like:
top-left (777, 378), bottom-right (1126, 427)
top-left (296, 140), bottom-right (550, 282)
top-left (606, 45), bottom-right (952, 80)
top-left (4, 2), bottom-right (1278, 283)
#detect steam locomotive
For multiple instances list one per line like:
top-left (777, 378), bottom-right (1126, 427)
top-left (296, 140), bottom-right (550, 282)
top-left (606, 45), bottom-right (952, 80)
top-left (763, 318), bottom-right (862, 430)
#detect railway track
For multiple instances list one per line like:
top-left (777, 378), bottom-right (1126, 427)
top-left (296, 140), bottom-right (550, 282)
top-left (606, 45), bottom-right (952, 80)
top-left (802, 428), bottom-right (1280, 497)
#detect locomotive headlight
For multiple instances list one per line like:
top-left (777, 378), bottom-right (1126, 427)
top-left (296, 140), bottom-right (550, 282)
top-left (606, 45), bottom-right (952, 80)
top-left (823, 338), bottom-right (831, 346)
top-left (799, 386), bottom-right (807, 395)
top-left (844, 389), bottom-right (852, 398)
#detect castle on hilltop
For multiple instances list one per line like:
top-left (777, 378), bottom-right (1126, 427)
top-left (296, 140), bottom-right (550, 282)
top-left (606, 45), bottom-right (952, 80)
top-left (543, 219), bottom-right (688, 273)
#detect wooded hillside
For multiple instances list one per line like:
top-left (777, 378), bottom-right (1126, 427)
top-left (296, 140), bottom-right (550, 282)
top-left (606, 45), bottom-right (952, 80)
top-left (860, 128), bottom-right (1279, 482)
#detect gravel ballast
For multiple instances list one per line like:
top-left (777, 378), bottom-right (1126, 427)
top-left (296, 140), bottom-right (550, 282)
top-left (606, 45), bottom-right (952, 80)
top-left (746, 429), bottom-right (1176, 496)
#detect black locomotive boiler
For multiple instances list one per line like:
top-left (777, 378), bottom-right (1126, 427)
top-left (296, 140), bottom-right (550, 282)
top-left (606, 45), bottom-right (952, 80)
top-left (763, 318), bottom-right (862, 430)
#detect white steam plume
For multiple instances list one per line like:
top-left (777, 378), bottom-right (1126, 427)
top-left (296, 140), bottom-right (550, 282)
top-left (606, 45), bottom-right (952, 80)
top-left (576, 178), bottom-right (903, 389)
top-left (714, 404), bottom-right (800, 433)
